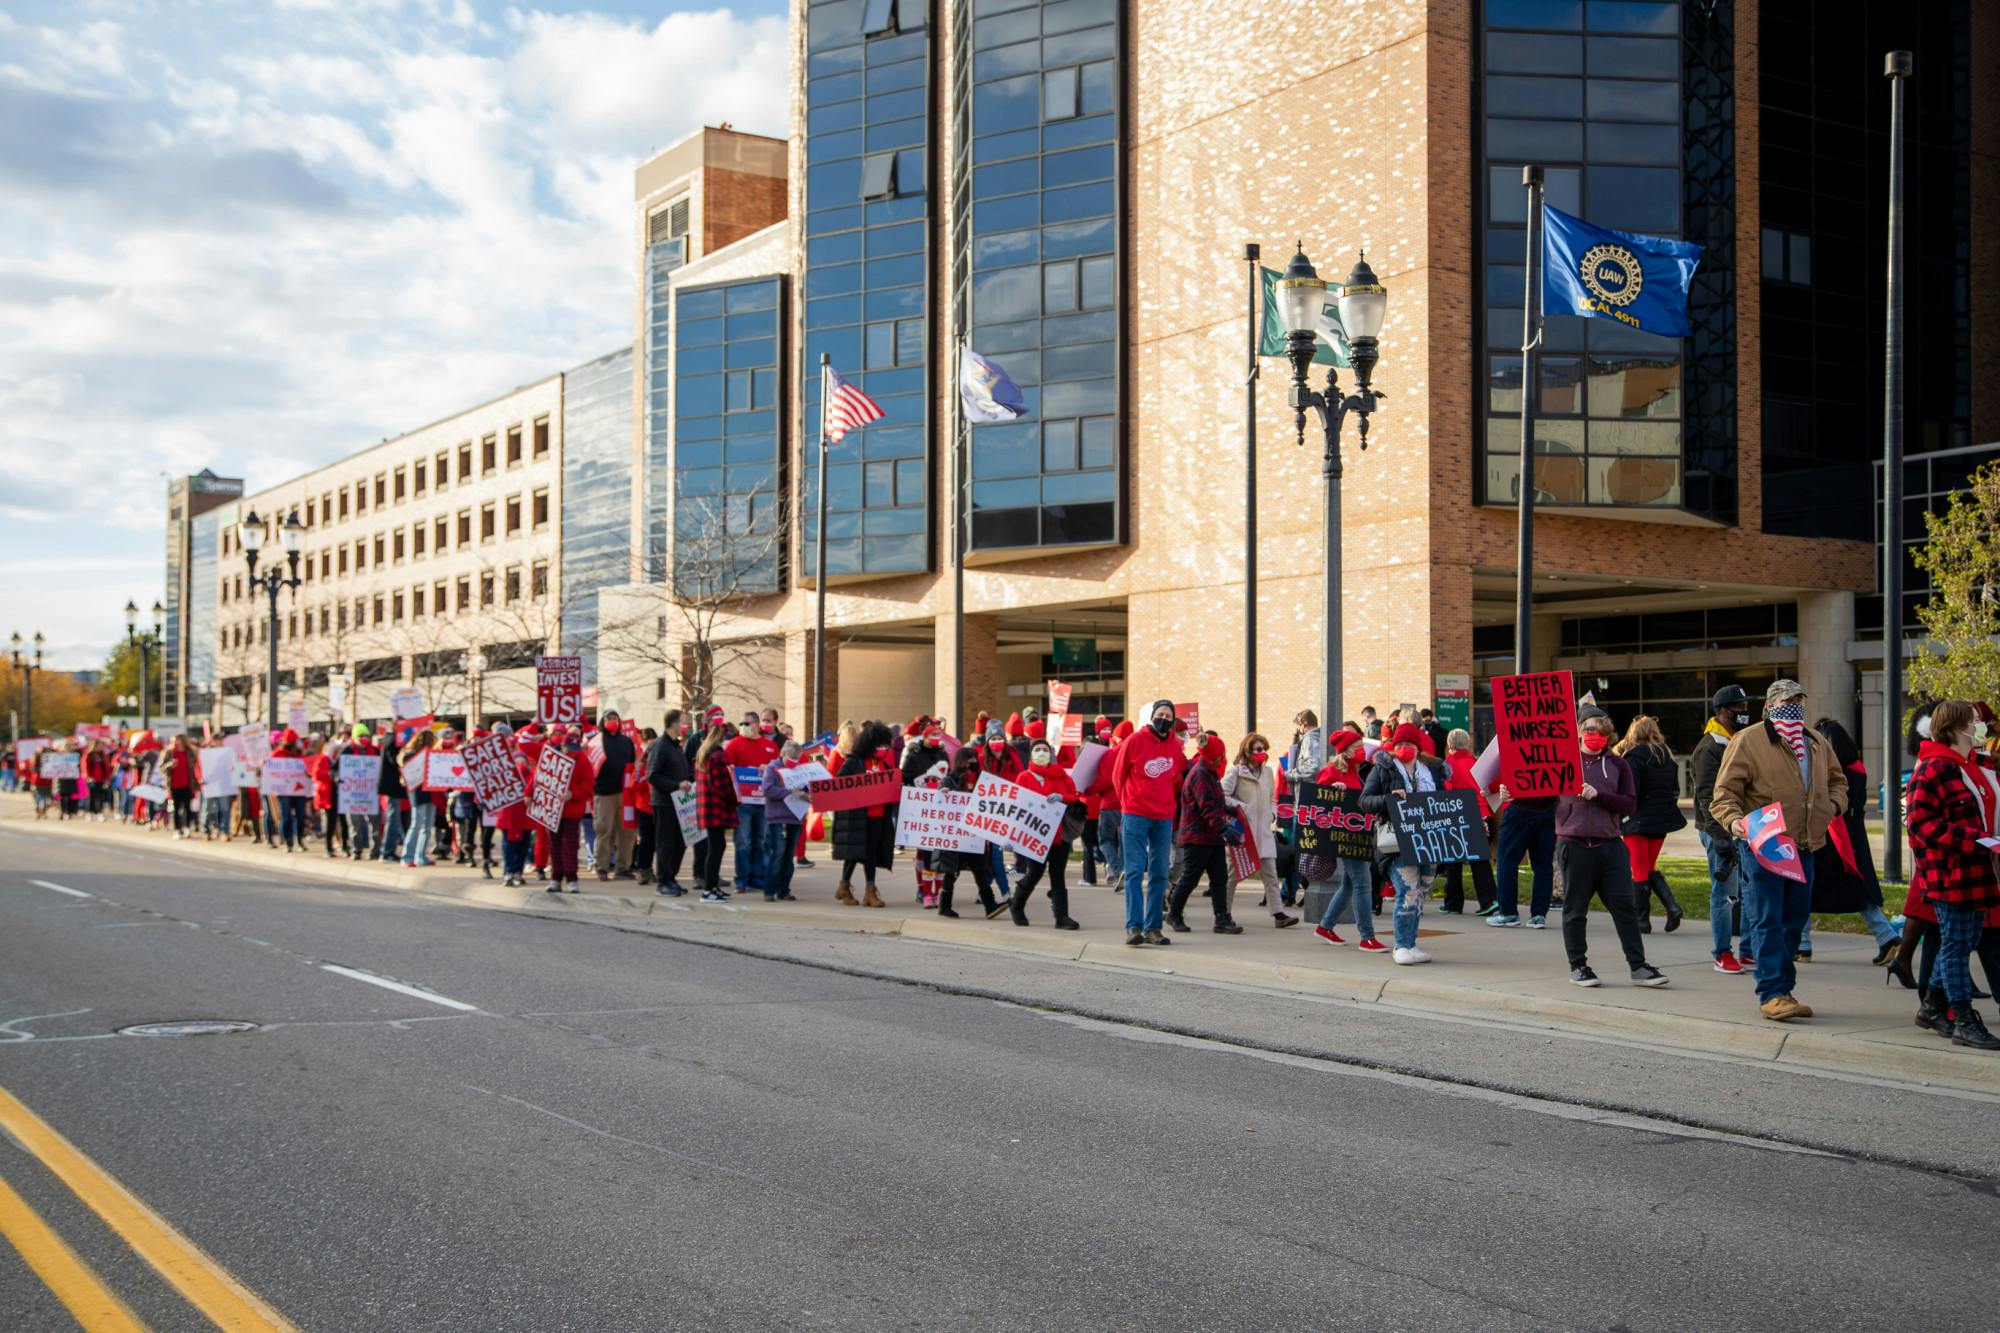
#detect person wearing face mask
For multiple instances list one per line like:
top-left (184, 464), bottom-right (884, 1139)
top-left (937, 748), bottom-right (1008, 920)
top-left (900, 723), bottom-right (952, 786)
top-left (691, 721), bottom-right (739, 900)
top-left (536, 727), bottom-right (598, 893)
top-left (976, 718), bottom-right (1024, 899)
top-left (1709, 680), bottom-right (1847, 1021)
top-left (648, 709), bottom-right (694, 895)
top-left (1306, 730), bottom-right (1388, 951)
top-left (1556, 707), bottom-right (1667, 989)
top-left (1009, 742), bottom-right (1082, 929)
top-left (1168, 733), bottom-right (1239, 933)
top-left (1691, 684), bottom-right (1754, 972)
top-left (1114, 700), bottom-right (1190, 946)
top-left (758, 739), bottom-right (804, 902)
top-left (1900, 699), bottom-right (2000, 1049)
top-left (589, 711), bottom-right (638, 881)
top-left (1361, 724), bottom-right (1452, 964)
top-left (723, 716), bottom-right (780, 895)
top-left (1220, 733), bottom-right (1299, 929)
top-left (1090, 719), bottom-right (1134, 894)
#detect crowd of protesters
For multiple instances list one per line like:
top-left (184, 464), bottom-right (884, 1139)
top-left (11, 679), bottom-right (1998, 1052)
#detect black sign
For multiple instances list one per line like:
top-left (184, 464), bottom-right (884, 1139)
top-left (1389, 790), bottom-right (1491, 865)
top-left (1288, 780), bottom-right (1376, 862)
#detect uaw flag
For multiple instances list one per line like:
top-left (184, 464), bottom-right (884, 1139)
top-left (1743, 801), bottom-right (1807, 883)
top-left (959, 346), bottom-right (1028, 422)
top-left (1542, 205), bottom-right (1703, 338)
top-left (1257, 266), bottom-right (1350, 368)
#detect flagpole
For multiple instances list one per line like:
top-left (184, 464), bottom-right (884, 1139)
top-left (1513, 165), bottom-right (1544, 676)
top-left (813, 352), bottom-right (830, 738)
top-left (952, 334), bottom-right (966, 736)
top-left (1244, 242), bottom-right (1259, 735)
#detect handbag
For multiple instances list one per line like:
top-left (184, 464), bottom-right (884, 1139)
top-left (1060, 801), bottom-right (1086, 844)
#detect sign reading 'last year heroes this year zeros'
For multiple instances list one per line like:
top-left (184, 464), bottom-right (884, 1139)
top-left (1492, 670), bottom-right (1583, 799)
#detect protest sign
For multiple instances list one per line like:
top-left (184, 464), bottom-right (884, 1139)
top-left (1470, 736), bottom-right (1502, 792)
top-left (1289, 780), bottom-right (1377, 861)
top-left (230, 762), bottom-right (258, 788)
top-left (237, 725), bottom-right (270, 767)
top-left (460, 736), bottom-right (525, 811)
top-left (806, 768), bottom-right (901, 812)
top-left (672, 790), bottom-right (705, 845)
top-left (287, 701), bottom-right (309, 735)
top-left (894, 785), bottom-right (986, 853)
top-left (1227, 840), bottom-right (1261, 883)
top-left (527, 747), bottom-right (575, 833)
top-left (967, 773), bottom-right (1064, 862)
top-left (780, 761), bottom-right (833, 790)
top-left (74, 722), bottom-right (112, 745)
top-left (733, 766), bottom-right (766, 805)
top-left (261, 757), bottom-right (311, 798)
top-left (400, 755), bottom-right (429, 795)
top-left (1049, 713), bottom-right (1083, 746)
top-left (198, 747), bottom-right (235, 800)
top-left (1492, 670), bottom-right (1581, 799)
top-left (535, 655), bottom-right (583, 726)
top-left (1046, 680), bottom-right (1072, 715)
top-left (43, 752), bottom-right (82, 780)
top-left (392, 713), bottom-right (433, 746)
top-left (130, 782), bottom-right (168, 803)
top-left (16, 737), bottom-right (49, 767)
top-left (1067, 741), bottom-right (1110, 792)
top-left (220, 732), bottom-right (244, 759)
top-left (389, 687), bottom-right (426, 721)
top-left (337, 755), bottom-right (378, 816)
top-left (1176, 701), bottom-right (1201, 738)
top-left (424, 751), bottom-right (472, 790)
top-left (1388, 790), bottom-right (1492, 865)
top-left (1745, 802), bottom-right (1807, 882)
top-left (328, 676), bottom-right (347, 721)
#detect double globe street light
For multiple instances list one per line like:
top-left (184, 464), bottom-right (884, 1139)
top-left (124, 598), bottom-right (164, 732)
top-left (1275, 246), bottom-right (1388, 734)
top-left (10, 630), bottom-right (45, 735)
top-left (238, 508), bottom-right (306, 731)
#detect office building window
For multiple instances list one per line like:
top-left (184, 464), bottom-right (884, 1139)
top-left (392, 530), bottom-right (404, 561)
top-left (337, 604), bottom-right (347, 632)
top-left (482, 435), bottom-right (497, 473)
top-left (305, 499), bottom-right (316, 527)
top-left (323, 491), bottom-right (334, 522)
top-left (373, 534), bottom-right (385, 566)
top-left (338, 547), bottom-right (348, 575)
top-left (456, 577), bottom-right (470, 611)
top-left (393, 467), bottom-right (406, 502)
top-left (413, 586), bottom-right (426, 618)
top-left (505, 566), bottom-right (521, 603)
top-left (353, 482), bottom-right (365, 515)
top-left (437, 451), bottom-right (450, 487)
top-left (480, 573), bottom-right (494, 607)
top-left (532, 561), bottom-right (548, 599)
top-left (457, 510), bottom-right (472, 546)
top-left (480, 502), bottom-right (495, 541)
top-left (506, 426), bottom-right (523, 466)
top-left (392, 591), bottom-right (404, 622)
top-left (433, 582), bottom-right (447, 616)
top-left (532, 488), bottom-right (549, 527)
top-left (458, 442), bottom-right (472, 478)
top-left (533, 416), bottom-right (550, 457)
top-left (374, 474), bottom-right (386, 507)
top-left (675, 276), bottom-right (786, 595)
top-left (414, 461), bottom-right (426, 495)
top-left (412, 524), bottom-right (425, 558)
top-left (319, 607), bottom-right (329, 635)
top-left (372, 594), bottom-right (384, 625)
top-left (435, 515), bottom-right (448, 550)
top-left (505, 496), bottom-right (521, 535)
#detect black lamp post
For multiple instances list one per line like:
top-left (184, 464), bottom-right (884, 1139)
top-left (1277, 246), bottom-right (1388, 732)
top-left (10, 630), bottom-right (44, 735)
top-left (238, 508), bottom-right (305, 731)
top-left (124, 598), bottom-right (164, 733)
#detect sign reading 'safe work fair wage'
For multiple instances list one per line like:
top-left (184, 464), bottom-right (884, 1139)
top-left (966, 773), bottom-right (1064, 862)
top-left (1289, 780), bottom-right (1376, 861)
top-left (535, 656), bottom-right (584, 727)
top-left (1492, 670), bottom-right (1582, 799)
top-left (1388, 790), bottom-right (1492, 865)
top-left (527, 747), bottom-right (576, 834)
top-left (460, 736), bottom-right (525, 812)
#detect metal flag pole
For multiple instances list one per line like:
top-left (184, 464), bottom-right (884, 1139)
top-left (952, 334), bottom-right (967, 736)
top-left (1245, 242), bottom-right (1260, 734)
top-left (1513, 165), bottom-right (1545, 676)
top-left (1881, 51), bottom-right (1912, 877)
top-left (813, 352), bottom-right (830, 738)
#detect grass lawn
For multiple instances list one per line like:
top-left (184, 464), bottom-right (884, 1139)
top-left (1655, 856), bottom-right (1901, 937)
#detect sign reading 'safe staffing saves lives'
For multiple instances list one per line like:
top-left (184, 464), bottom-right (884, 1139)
top-left (1492, 670), bottom-right (1582, 799)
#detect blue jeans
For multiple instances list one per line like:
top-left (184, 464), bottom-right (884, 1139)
top-left (762, 821), bottom-right (797, 897)
top-left (204, 796), bottom-right (231, 836)
top-left (403, 801), bottom-right (436, 864)
top-left (347, 814), bottom-right (374, 855)
top-left (1700, 829), bottom-right (1742, 957)
top-left (1800, 905), bottom-right (1897, 950)
top-left (279, 796), bottom-right (306, 847)
top-left (502, 832), bottom-right (529, 878)
top-left (1120, 813), bottom-right (1173, 932)
top-left (1740, 841), bottom-right (1813, 1002)
top-left (1389, 857), bottom-right (1430, 950)
top-left (737, 804), bottom-right (769, 889)
top-left (1097, 809), bottom-right (1123, 885)
top-left (378, 806), bottom-right (406, 861)
top-left (1935, 904), bottom-right (1986, 1004)
top-left (1496, 805), bottom-right (1555, 916)
top-left (988, 844), bottom-right (1012, 898)
top-left (1316, 858), bottom-right (1377, 940)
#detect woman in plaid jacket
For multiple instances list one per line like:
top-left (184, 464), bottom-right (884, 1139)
top-left (1905, 699), bottom-right (2000, 1050)
top-left (692, 721), bottom-right (737, 901)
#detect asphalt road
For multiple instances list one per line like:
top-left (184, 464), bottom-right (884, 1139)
top-left (0, 826), bottom-right (1993, 1331)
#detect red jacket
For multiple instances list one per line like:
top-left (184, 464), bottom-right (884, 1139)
top-left (307, 754), bottom-right (334, 809)
top-left (1113, 727), bottom-right (1187, 821)
top-left (977, 741), bottom-right (1026, 783)
top-left (1017, 763), bottom-right (1079, 807)
top-left (1905, 743), bottom-right (2000, 911)
top-left (1445, 749), bottom-right (1492, 818)
top-left (497, 756), bottom-right (536, 836)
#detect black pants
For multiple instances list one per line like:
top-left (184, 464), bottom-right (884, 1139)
top-left (324, 811), bottom-right (345, 855)
top-left (1170, 843), bottom-right (1231, 924)
top-left (170, 788), bottom-right (194, 831)
top-left (940, 849), bottom-right (997, 912)
top-left (1558, 840), bottom-right (1648, 970)
top-left (654, 805), bottom-right (687, 884)
top-left (695, 829), bottom-right (727, 890)
top-left (634, 809), bottom-right (655, 875)
top-left (1440, 858), bottom-right (1497, 912)
top-left (842, 858), bottom-right (878, 888)
top-left (1013, 840), bottom-right (1073, 920)
top-left (1078, 818), bottom-right (1099, 883)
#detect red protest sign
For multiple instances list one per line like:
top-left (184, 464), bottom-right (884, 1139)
top-left (527, 746), bottom-right (575, 833)
top-left (461, 735), bottom-right (526, 812)
top-left (1175, 701), bottom-right (1201, 738)
top-left (536, 655), bottom-right (583, 727)
top-left (1046, 679), bottom-right (1072, 715)
top-left (806, 768), bottom-right (902, 812)
top-left (1492, 670), bottom-right (1582, 799)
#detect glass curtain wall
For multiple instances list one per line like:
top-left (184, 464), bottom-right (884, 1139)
top-left (187, 506), bottom-right (222, 717)
top-left (801, 0), bottom-right (932, 579)
top-left (644, 235), bottom-right (687, 572)
top-left (675, 278), bottom-right (786, 596)
top-left (952, 0), bottom-right (1120, 552)
top-left (1477, 0), bottom-right (1700, 515)
top-left (560, 345), bottom-right (635, 677)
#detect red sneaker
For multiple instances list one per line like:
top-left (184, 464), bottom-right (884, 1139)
top-left (1713, 951), bottom-right (1746, 974)
top-left (1356, 937), bottom-right (1390, 953)
top-left (1313, 925), bottom-right (1345, 946)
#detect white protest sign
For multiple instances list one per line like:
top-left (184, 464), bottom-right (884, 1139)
top-left (672, 789), bottom-right (705, 845)
top-left (1067, 741), bottom-right (1110, 792)
top-left (337, 755), bottom-right (378, 816)
top-left (968, 773), bottom-right (1064, 863)
top-left (424, 751), bottom-right (473, 790)
top-left (779, 761), bottom-right (833, 790)
top-left (389, 687), bottom-right (427, 721)
top-left (198, 746), bottom-right (235, 800)
top-left (527, 746), bottom-right (575, 833)
top-left (286, 701), bottom-right (309, 734)
top-left (237, 725), bottom-right (270, 767)
top-left (260, 757), bottom-right (310, 798)
top-left (401, 755), bottom-right (428, 795)
top-left (230, 762), bottom-right (258, 788)
top-left (43, 752), bottom-right (81, 780)
top-left (130, 782), bottom-right (169, 803)
top-left (1470, 736), bottom-right (1502, 792)
top-left (894, 785), bottom-right (985, 853)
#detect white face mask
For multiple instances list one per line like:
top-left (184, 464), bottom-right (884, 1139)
top-left (1975, 721), bottom-right (1991, 745)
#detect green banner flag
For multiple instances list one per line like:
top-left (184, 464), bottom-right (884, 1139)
top-left (1258, 265), bottom-right (1351, 368)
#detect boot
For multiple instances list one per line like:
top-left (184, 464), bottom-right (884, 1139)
top-left (1049, 885), bottom-right (1070, 930)
top-left (1915, 988), bottom-right (1954, 1038)
top-left (835, 880), bottom-right (858, 906)
top-left (1633, 877), bottom-right (1652, 934)
top-left (1008, 896), bottom-right (1030, 927)
top-left (1167, 878), bottom-right (1194, 932)
top-left (1951, 1004), bottom-right (2000, 1051)
top-left (1886, 919), bottom-right (1923, 991)
top-left (1643, 872), bottom-right (1677, 932)
top-left (937, 875), bottom-right (958, 918)
top-left (863, 883), bottom-right (885, 909)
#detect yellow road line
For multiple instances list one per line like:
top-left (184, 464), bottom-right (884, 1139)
top-left (0, 1085), bottom-right (295, 1332)
top-left (0, 1171), bottom-right (148, 1332)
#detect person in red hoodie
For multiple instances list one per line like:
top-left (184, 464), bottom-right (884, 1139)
top-left (1113, 699), bottom-right (1188, 946)
top-left (307, 736), bottom-right (342, 858)
top-left (1009, 739), bottom-right (1082, 930)
top-left (1091, 719), bottom-right (1133, 893)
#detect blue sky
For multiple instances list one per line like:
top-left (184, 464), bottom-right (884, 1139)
top-left (0, 0), bottom-right (789, 670)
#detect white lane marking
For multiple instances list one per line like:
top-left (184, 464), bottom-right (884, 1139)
top-left (0, 1009), bottom-right (93, 1042)
top-left (29, 880), bottom-right (90, 899)
top-left (318, 963), bottom-right (479, 1012)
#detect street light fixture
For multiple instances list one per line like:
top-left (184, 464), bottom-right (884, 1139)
top-left (1280, 245), bottom-right (1386, 733)
top-left (123, 598), bottom-right (166, 732)
top-left (239, 508), bottom-right (305, 731)
top-left (10, 630), bottom-right (44, 736)
top-left (467, 649), bottom-right (488, 730)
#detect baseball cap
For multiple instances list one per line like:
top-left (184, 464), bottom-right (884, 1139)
top-left (1764, 678), bottom-right (1805, 703)
top-left (1709, 685), bottom-right (1749, 711)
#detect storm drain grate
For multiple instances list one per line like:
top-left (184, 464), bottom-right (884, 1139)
top-left (118, 1020), bottom-right (259, 1037)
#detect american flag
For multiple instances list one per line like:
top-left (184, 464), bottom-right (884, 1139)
top-left (823, 367), bottom-right (885, 442)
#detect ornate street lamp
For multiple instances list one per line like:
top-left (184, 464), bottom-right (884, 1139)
top-left (124, 598), bottom-right (165, 732)
top-left (11, 630), bottom-right (44, 735)
top-left (240, 508), bottom-right (306, 731)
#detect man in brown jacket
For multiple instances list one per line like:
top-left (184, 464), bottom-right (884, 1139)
top-left (1709, 679), bottom-right (1849, 1023)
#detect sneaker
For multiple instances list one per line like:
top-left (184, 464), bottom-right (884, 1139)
top-left (1143, 929), bottom-right (1173, 946)
top-left (1356, 937), bottom-right (1389, 954)
top-left (1126, 928), bottom-right (1145, 947)
top-left (1486, 913), bottom-right (1520, 928)
top-left (1630, 964), bottom-right (1670, 988)
top-left (1475, 904), bottom-right (1501, 917)
top-left (1570, 966), bottom-right (1601, 988)
top-left (1795, 950), bottom-right (1813, 963)
top-left (700, 889), bottom-right (727, 903)
top-left (1271, 912), bottom-right (1298, 929)
top-left (1760, 994), bottom-right (1808, 1022)
top-left (544, 883), bottom-right (561, 894)
top-left (1713, 951), bottom-right (1745, 974)
top-left (1392, 946), bottom-right (1431, 965)
top-left (1436, 906), bottom-right (1462, 915)
top-left (1313, 925), bottom-right (1346, 946)
top-left (1739, 950), bottom-right (1756, 967)
top-left (1527, 915), bottom-right (1548, 930)
top-left (565, 882), bottom-right (580, 894)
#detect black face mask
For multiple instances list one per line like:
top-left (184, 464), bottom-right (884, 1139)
top-left (1732, 713), bottom-right (1749, 728)
top-left (1149, 716), bottom-right (1173, 738)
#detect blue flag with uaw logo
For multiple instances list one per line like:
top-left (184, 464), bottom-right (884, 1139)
top-left (1542, 205), bottom-right (1703, 337)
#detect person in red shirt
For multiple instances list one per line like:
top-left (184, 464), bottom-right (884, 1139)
top-left (1009, 739), bottom-right (1082, 930)
top-left (722, 720), bottom-right (780, 893)
top-left (1305, 729), bottom-right (1386, 951)
top-left (1113, 700), bottom-right (1188, 946)
top-left (535, 727), bottom-right (598, 893)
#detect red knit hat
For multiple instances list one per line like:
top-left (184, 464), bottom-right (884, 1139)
top-left (1391, 723), bottom-right (1425, 748)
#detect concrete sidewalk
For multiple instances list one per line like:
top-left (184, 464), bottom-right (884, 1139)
top-left (8, 796), bottom-right (1993, 1095)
